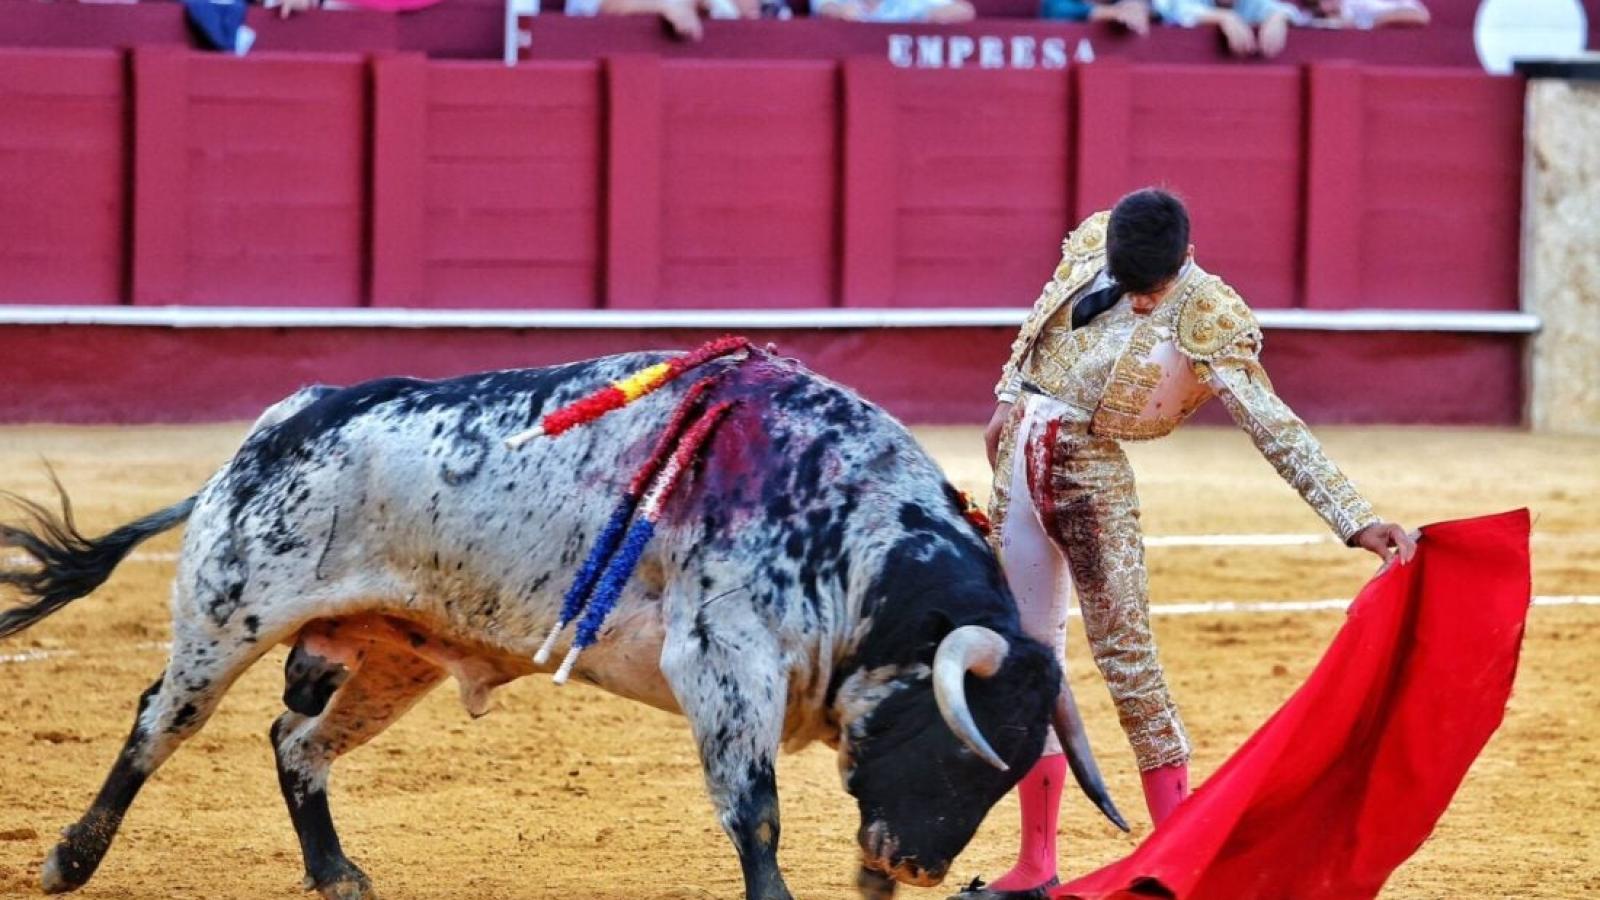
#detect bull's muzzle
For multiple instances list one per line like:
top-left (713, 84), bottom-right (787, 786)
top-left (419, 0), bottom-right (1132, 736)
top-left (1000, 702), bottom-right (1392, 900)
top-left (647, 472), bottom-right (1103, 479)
top-left (859, 822), bottom-right (948, 888)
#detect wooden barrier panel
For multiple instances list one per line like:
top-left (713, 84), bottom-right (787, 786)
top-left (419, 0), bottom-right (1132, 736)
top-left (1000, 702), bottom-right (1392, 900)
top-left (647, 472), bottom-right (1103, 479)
top-left (842, 58), bottom-right (897, 308)
top-left (173, 53), bottom-right (369, 306)
top-left (0, 49), bottom-right (127, 305)
top-left (1079, 62), bottom-right (1306, 308)
top-left (651, 60), bottom-right (839, 310)
top-left (1350, 67), bottom-right (1523, 310)
top-left (1306, 65), bottom-right (1525, 311)
top-left (0, 49), bottom-right (1528, 316)
top-left (0, 324), bottom-right (1525, 425)
top-left (370, 53), bottom-right (427, 308)
top-left (605, 54), bottom-right (663, 309)
top-left (415, 60), bottom-right (603, 308)
top-left (885, 67), bottom-right (1072, 307)
top-left (130, 48), bottom-right (189, 306)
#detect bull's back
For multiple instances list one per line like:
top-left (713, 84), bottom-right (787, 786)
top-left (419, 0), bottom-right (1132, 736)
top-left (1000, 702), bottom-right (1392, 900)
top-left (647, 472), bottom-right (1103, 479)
top-left (209, 350), bottom-right (965, 672)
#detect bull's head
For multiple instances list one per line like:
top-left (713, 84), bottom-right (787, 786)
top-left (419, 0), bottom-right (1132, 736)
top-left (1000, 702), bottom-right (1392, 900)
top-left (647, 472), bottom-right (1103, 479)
top-left (837, 625), bottom-right (1127, 897)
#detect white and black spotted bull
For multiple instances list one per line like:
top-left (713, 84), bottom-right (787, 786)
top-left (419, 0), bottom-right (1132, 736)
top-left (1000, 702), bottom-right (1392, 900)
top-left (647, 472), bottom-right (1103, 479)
top-left (0, 349), bottom-right (1123, 900)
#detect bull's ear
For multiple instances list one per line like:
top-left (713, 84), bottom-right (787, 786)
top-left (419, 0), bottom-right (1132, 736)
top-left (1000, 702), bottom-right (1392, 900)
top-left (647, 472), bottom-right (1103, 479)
top-left (915, 610), bottom-right (958, 657)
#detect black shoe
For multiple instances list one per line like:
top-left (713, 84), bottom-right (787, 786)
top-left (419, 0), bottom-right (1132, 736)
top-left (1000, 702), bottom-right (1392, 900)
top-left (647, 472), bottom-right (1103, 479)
top-left (946, 875), bottom-right (1060, 900)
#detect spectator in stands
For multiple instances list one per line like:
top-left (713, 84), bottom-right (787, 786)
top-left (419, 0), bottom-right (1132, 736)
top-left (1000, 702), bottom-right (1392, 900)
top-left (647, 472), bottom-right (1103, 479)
top-left (1305, 0), bottom-right (1429, 28)
top-left (1154, 0), bottom-right (1301, 57)
top-left (566, 0), bottom-right (710, 39)
top-left (1041, 0), bottom-right (1151, 33)
top-left (814, 0), bottom-right (975, 23)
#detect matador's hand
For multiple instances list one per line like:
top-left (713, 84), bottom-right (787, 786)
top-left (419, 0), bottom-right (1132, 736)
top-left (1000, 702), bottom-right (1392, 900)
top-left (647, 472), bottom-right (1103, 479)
top-left (984, 402), bottom-right (1013, 471)
top-left (1353, 522), bottom-right (1418, 568)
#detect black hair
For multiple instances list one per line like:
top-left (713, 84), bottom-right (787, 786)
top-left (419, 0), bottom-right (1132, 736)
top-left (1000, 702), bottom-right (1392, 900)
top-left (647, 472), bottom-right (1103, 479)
top-left (1107, 188), bottom-right (1190, 295)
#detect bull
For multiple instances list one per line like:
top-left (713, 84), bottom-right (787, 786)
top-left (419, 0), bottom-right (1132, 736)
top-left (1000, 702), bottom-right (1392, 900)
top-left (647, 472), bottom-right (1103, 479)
top-left (0, 349), bottom-right (1122, 900)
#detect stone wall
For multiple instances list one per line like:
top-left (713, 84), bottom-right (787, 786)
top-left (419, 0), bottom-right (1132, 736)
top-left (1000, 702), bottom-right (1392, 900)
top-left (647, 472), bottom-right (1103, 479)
top-left (1524, 78), bottom-right (1600, 434)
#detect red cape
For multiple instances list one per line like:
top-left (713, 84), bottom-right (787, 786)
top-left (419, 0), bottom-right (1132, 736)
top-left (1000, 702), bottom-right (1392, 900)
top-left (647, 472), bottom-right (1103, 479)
top-left (1056, 509), bottom-right (1532, 900)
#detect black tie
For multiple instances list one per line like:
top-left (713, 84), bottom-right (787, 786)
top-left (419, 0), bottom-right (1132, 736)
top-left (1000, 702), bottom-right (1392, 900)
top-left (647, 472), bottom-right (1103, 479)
top-left (1071, 283), bottom-right (1125, 330)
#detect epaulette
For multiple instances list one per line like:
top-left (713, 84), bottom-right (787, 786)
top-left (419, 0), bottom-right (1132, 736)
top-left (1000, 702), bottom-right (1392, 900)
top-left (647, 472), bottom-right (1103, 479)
top-left (1053, 210), bottom-right (1111, 280)
top-left (1176, 276), bottom-right (1258, 362)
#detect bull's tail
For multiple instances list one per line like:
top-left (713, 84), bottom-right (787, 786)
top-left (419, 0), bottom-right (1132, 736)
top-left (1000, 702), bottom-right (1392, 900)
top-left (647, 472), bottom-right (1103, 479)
top-left (0, 472), bottom-right (195, 640)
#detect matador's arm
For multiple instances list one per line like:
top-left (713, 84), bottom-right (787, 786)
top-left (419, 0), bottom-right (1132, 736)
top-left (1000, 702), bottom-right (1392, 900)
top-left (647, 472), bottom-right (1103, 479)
top-left (1183, 288), bottom-right (1380, 543)
top-left (994, 279), bottom-right (1060, 404)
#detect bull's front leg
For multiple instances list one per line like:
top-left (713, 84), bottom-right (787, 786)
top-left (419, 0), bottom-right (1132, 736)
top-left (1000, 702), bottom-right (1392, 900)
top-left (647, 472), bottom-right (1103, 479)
top-left (661, 589), bottom-right (792, 900)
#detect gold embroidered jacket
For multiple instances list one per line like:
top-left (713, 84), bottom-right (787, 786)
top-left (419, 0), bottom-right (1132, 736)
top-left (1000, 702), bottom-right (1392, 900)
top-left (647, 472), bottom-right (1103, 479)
top-left (995, 212), bottom-right (1380, 543)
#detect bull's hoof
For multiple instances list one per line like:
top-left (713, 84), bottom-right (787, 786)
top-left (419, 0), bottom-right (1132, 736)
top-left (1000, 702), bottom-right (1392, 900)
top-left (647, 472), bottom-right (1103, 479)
top-left (39, 842), bottom-right (91, 895)
top-left (305, 860), bottom-right (376, 900)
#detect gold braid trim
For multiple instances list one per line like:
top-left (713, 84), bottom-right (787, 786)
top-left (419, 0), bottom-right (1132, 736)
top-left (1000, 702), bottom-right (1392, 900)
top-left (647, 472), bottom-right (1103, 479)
top-left (1175, 276), bottom-right (1259, 363)
top-left (995, 211), bottom-right (1112, 399)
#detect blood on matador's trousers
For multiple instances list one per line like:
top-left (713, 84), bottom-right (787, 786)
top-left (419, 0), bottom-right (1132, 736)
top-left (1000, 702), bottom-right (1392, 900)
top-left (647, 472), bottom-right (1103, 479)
top-left (989, 394), bottom-right (1190, 772)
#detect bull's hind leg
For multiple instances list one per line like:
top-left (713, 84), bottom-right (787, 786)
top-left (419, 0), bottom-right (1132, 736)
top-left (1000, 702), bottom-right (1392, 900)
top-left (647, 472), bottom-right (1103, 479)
top-left (660, 585), bottom-right (792, 900)
top-left (40, 625), bottom-right (272, 894)
top-left (272, 627), bottom-right (445, 900)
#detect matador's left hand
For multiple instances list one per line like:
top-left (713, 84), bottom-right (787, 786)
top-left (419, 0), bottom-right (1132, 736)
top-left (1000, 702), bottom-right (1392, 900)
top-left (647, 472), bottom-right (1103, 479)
top-left (1352, 522), bottom-right (1418, 568)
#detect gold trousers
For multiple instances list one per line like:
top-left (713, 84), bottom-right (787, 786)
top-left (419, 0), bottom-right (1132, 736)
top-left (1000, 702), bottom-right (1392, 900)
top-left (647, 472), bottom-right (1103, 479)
top-left (990, 395), bottom-right (1190, 771)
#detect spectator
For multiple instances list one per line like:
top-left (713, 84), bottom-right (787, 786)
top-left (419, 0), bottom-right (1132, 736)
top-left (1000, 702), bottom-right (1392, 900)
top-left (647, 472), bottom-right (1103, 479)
top-left (1305, 0), bottom-right (1429, 28)
top-left (565, 0), bottom-right (709, 40)
top-left (1042, 0), bottom-right (1151, 34)
top-left (1154, 0), bottom-right (1301, 57)
top-left (814, 0), bottom-right (975, 23)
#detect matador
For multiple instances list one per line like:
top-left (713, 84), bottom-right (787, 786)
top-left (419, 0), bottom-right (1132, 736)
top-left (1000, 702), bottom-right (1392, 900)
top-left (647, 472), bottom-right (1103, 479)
top-left (957, 189), bottom-right (1416, 900)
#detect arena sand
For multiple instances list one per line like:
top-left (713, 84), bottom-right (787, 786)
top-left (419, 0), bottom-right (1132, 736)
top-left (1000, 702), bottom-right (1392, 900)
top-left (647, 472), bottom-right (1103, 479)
top-left (0, 424), bottom-right (1595, 899)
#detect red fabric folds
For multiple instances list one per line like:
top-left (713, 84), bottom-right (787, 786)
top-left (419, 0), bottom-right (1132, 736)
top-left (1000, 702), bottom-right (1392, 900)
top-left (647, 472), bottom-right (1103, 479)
top-left (1055, 509), bottom-right (1532, 900)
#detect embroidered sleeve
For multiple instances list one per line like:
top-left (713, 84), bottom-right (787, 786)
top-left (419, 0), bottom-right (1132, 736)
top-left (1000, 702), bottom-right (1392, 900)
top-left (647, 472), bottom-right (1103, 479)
top-left (1198, 331), bottom-right (1380, 544)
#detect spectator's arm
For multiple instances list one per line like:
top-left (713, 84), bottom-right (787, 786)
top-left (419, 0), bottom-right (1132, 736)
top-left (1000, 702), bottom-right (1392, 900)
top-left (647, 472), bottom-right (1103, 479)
top-left (1355, 0), bottom-right (1429, 28)
top-left (926, 0), bottom-right (975, 21)
top-left (814, 0), bottom-right (865, 18)
top-left (1370, 4), bottom-right (1427, 25)
top-left (1089, 0), bottom-right (1150, 34)
top-left (595, 0), bottom-right (705, 38)
top-left (1160, 1), bottom-right (1257, 54)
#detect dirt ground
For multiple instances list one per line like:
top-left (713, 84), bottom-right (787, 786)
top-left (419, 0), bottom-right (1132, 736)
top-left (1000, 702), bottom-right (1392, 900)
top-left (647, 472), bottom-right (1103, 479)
top-left (0, 423), bottom-right (1596, 900)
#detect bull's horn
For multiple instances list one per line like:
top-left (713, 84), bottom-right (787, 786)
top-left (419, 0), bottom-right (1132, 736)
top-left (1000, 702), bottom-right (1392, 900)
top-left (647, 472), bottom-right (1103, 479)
top-left (1052, 685), bottom-right (1130, 833)
top-left (932, 625), bottom-right (1011, 772)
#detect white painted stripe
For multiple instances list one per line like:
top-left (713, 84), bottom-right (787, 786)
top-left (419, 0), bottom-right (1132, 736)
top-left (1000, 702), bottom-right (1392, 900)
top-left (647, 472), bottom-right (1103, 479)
top-left (0, 305), bottom-right (1543, 334)
top-left (1255, 309), bottom-right (1540, 333)
top-left (1144, 534), bottom-right (1334, 547)
top-left (0, 640), bottom-right (168, 666)
top-left (0, 647), bottom-right (78, 665)
top-left (1138, 595), bottom-right (1600, 618)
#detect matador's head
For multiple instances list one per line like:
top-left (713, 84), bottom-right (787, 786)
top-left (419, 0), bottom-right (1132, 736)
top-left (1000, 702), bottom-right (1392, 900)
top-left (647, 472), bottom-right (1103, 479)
top-left (1109, 188), bottom-right (1193, 299)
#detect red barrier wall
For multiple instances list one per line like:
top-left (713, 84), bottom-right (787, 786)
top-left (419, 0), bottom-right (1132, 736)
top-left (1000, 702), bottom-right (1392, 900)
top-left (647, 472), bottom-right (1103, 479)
top-left (0, 49), bottom-right (1528, 313)
top-left (0, 325), bottom-right (1524, 425)
top-left (884, 68), bottom-right (1073, 307)
top-left (657, 61), bottom-right (840, 309)
top-left (0, 47), bottom-right (1532, 425)
top-left (1078, 63), bottom-right (1307, 308)
top-left (412, 60), bottom-right (604, 307)
top-left (0, 50), bottom-right (127, 305)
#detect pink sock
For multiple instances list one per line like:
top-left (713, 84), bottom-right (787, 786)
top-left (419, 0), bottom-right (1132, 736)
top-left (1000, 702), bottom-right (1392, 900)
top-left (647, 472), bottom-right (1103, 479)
top-left (1140, 761), bottom-right (1190, 827)
top-left (987, 753), bottom-right (1066, 891)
